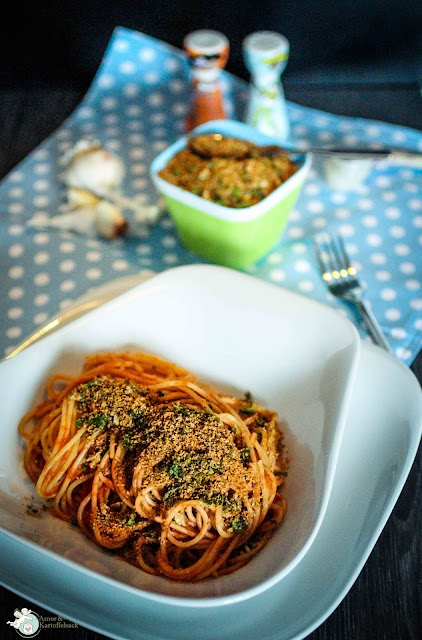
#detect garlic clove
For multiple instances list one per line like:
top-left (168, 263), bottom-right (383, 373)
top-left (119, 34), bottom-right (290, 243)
top-left (95, 200), bottom-right (128, 239)
top-left (67, 186), bottom-right (101, 209)
top-left (28, 201), bottom-right (129, 239)
top-left (28, 208), bottom-right (97, 235)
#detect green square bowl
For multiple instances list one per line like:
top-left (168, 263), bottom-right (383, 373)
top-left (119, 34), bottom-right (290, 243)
top-left (150, 120), bottom-right (311, 269)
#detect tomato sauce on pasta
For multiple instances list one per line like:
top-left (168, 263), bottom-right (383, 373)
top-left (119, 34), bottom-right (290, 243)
top-left (19, 352), bottom-right (288, 580)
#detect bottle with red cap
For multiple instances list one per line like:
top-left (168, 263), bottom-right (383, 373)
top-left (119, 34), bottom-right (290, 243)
top-left (184, 29), bottom-right (229, 131)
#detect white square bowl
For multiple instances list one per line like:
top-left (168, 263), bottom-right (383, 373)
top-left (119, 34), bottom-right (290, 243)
top-left (0, 265), bottom-right (360, 606)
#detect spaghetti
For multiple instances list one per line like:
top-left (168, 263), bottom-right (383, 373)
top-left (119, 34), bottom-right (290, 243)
top-left (19, 352), bottom-right (288, 580)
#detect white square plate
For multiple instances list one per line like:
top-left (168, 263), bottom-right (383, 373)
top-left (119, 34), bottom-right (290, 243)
top-left (2, 342), bottom-right (421, 640)
top-left (0, 265), bottom-right (359, 605)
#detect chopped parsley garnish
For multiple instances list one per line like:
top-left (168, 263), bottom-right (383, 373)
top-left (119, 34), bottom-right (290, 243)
top-left (240, 391), bottom-right (255, 414)
top-left (122, 431), bottom-right (136, 451)
top-left (239, 447), bottom-right (251, 463)
top-left (87, 414), bottom-right (109, 428)
top-left (240, 404), bottom-right (255, 415)
top-left (210, 461), bottom-right (222, 473)
top-left (231, 515), bottom-right (248, 533)
top-left (197, 489), bottom-right (240, 513)
top-left (169, 463), bottom-right (183, 479)
top-left (232, 185), bottom-right (241, 200)
top-left (173, 402), bottom-right (189, 415)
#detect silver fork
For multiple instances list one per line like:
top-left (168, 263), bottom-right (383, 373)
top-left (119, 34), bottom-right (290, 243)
top-left (313, 232), bottom-right (392, 352)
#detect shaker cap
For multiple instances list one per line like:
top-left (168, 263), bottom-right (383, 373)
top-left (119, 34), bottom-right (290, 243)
top-left (243, 31), bottom-right (289, 59)
top-left (184, 30), bottom-right (229, 55)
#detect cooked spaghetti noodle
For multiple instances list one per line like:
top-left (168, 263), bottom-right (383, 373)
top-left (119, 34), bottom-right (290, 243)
top-left (19, 352), bottom-right (288, 580)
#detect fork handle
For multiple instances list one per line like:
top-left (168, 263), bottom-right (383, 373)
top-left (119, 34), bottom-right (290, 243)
top-left (352, 299), bottom-right (392, 352)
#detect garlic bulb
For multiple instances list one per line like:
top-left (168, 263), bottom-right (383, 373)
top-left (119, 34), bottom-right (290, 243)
top-left (57, 139), bottom-right (163, 234)
top-left (61, 140), bottom-right (125, 196)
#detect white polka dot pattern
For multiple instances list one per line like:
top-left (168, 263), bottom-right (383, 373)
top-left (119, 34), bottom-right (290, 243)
top-left (0, 26), bottom-right (421, 364)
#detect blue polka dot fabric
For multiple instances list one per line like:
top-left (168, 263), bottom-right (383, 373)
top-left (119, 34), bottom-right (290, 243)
top-left (1, 27), bottom-right (421, 364)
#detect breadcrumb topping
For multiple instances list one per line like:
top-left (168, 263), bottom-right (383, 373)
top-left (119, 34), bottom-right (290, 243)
top-left (70, 376), bottom-right (280, 526)
top-left (158, 134), bottom-right (298, 208)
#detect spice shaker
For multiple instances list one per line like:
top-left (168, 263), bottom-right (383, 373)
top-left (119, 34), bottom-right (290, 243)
top-left (184, 29), bottom-right (229, 131)
top-left (243, 31), bottom-right (290, 141)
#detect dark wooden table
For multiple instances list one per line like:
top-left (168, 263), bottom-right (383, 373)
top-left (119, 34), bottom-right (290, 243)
top-left (0, 84), bottom-right (421, 640)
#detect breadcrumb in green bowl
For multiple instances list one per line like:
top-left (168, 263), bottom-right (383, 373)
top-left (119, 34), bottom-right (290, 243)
top-left (150, 120), bottom-right (311, 269)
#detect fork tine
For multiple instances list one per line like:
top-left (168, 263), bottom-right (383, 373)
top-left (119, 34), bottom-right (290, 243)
top-left (336, 235), bottom-right (351, 271)
top-left (336, 235), bottom-right (358, 278)
top-left (325, 236), bottom-right (341, 276)
top-left (313, 232), bottom-right (353, 279)
top-left (313, 232), bottom-right (340, 278)
top-left (312, 234), bottom-right (330, 276)
top-left (328, 234), bottom-right (349, 278)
